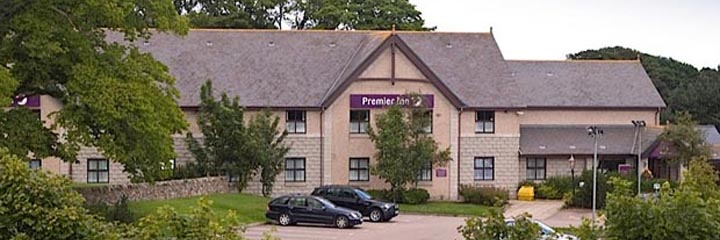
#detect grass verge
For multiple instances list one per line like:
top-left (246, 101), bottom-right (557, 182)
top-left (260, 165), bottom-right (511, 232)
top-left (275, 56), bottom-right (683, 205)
top-left (129, 193), bottom-right (270, 224)
top-left (400, 201), bottom-right (494, 217)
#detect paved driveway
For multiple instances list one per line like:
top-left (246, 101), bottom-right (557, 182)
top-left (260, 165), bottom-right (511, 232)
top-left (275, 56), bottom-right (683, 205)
top-left (244, 214), bottom-right (466, 240)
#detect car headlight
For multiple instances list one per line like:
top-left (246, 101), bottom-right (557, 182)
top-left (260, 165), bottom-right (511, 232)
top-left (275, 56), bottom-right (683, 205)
top-left (382, 203), bottom-right (392, 210)
top-left (351, 212), bottom-right (362, 219)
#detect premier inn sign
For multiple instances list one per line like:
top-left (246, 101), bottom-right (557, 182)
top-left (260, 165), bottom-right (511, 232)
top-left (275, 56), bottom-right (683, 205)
top-left (350, 94), bottom-right (434, 108)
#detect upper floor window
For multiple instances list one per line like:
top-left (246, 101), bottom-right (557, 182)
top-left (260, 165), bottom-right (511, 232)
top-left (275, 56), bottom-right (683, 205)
top-left (475, 111), bottom-right (495, 133)
top-left (422, 111), bottom-right (433, 133)
top-left (350, 110), bottom-right (370, 134)
top-left (286, 110), bottom-right (306, 134)
top-left (29, 159), bottom-right (42, 170)
top-left (87, 159), bottom-right (109, 183)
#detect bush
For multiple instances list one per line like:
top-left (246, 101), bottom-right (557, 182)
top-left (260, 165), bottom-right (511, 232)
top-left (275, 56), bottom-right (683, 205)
top-left (536, 176), bottom-right (574, 200)
top-left (404, 188), bottom-right (430, 204)
top-left (86, 195), bottom-right (136, 223)
top-left (458, 208), bottom-right (541, 240)
top-left (459, 184), bottom-right (509, 206)
top-left (570, 170), bottom-right (610, 209)
top-left (365, 189), bottom-right (392, 201)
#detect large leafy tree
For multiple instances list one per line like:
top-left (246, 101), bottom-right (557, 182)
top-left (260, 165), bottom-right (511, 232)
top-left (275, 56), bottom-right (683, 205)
top-left (568, 46), bottom-right (720, 126)
top-left (659, 112), bottom-right (711, 164)
top-left (0, 0), bottom-right (189, 182)
top-left (247, 109), bottom-right (289, 197)
top-left (368, 95), bottom-right (451, 201)
top-left (174, 0), bottom-right (433, 30)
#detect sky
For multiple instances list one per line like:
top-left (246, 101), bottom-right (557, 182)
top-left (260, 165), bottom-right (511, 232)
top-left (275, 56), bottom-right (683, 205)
top-left (411, 0), bottom-right (720, 69)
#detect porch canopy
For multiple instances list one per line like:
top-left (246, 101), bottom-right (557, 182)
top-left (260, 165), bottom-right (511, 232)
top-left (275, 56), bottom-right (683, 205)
top-left (519, 125), bottom-right (662, 156)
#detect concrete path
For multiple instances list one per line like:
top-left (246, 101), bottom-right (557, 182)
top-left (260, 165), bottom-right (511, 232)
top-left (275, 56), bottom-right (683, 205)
top-left (504, 200), bottom-right (592, 228)
top-left (244, 214), bottom-right (465, 240)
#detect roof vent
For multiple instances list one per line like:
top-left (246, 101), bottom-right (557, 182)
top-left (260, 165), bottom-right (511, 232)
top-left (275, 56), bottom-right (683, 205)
top-left (546, 72), bottom-right (554, 77)
top-left (446, 43), bottom-right (453, 48)
top-left (329, 42), bottom-right (336, 47)
top-left (539, 145), bottom-right (546, 150)
top-left (599, 145), bottom-right (607, 149)
top-left (206, 41), bottom-right (213, 46)
top-left (511, 72), bottom-right (516, 76)
top-left (569, 145), bottom-right (576, 149)
top-left (268, 41), bottom-right (275, 47)
top-left (143, 40), bottom-right (150, 46)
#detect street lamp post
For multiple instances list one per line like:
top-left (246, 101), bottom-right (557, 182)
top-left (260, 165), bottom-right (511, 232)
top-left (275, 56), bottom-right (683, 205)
top-left (632, 120), bottom-right (647, 196)
top-left (587, 126), bottom-right (603, 224)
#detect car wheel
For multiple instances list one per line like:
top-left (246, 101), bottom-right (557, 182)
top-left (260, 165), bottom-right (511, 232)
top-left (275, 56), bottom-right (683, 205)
top-left (369, 208), bottom-right (383, 222)
top-left (278, 213), bottom-right (292, 226)
top-left (335, 215), bottom-right (350, 228)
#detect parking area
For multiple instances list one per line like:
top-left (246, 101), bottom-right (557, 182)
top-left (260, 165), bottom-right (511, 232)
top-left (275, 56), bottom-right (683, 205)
top-left (244, 214), bottom-right (466, 240)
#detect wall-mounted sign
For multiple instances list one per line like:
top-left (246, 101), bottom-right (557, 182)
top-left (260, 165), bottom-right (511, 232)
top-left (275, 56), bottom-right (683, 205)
top-left (10, 95), bottom-right (40, 107)
top-left (350, 94), bottom-right (434, 108)
top-left (618, 164), bottom-right (632, 175)
top-left (436, 168), bottom-right (447, 177)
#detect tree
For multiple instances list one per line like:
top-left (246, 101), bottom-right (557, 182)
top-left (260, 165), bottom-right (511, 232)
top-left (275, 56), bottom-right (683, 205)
top-left (247, 110), bottom-right (289, 197)
top-left (175, 0), bottom-right (434, 30)
top-left (568, 46), bottom-right (720, 126)
top-left (186, 81), bottom-right (254, 188)
top-left (457, 208), bottom-right (541, 240)
top-left (368, 96), bottom-right (451, 201)
top-left (659, 112), bottom-right (711, 164)
top-left (0, 148), bottom-right (118, 239)
top-left (0, 108), bottom-right (72, 161)
top-left (0, 0), bottom-right (190, 182)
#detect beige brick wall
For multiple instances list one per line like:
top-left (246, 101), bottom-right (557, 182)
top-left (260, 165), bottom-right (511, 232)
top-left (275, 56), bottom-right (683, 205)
top-left (459, 136), bottom-right (520, 197)
top-left (244, 136), bottom-right (322, 197)
top-left (70, 147), bottom-right (131, 184)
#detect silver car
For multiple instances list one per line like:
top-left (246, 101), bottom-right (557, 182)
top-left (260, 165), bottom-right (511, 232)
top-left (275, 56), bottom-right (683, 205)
top-left (505, 219), bottom-right (578, 240)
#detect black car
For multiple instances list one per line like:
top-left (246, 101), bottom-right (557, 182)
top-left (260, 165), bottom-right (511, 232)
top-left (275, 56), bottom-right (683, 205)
top-left (265, 194), bottom-right (363, 228)
top-left (311, 185), bottom-right (399, 222)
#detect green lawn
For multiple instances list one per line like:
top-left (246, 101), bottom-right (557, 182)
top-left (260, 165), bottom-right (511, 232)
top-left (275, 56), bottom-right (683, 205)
top-left (129, 193), bottom-right (270, 224)
top-left (400, 201), bottom-right (494, 217)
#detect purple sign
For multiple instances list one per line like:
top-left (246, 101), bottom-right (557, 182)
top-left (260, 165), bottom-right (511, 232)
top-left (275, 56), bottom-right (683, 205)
top-left (350, 94), bottom-right (434, 108)
top-left (10, 95), bottom-right (40, 107)
top-left (436, 168), bottom-right (447, 177)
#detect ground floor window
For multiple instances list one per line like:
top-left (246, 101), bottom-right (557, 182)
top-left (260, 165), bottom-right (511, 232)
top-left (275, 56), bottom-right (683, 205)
top-left (474, 157), bottom-right (494, 181)
top-left (29, 159), bottom-right (42, 170)
top-left (349, 158), bottom-right (369, 181)
top-left (87, 159), bottom-right (109, 183)
top-left (526, 157), bottom-right (546, 180)
top-left (418, 161), bottom-right (432, 181)
top-left (285, 158), bottom-right (306, 182)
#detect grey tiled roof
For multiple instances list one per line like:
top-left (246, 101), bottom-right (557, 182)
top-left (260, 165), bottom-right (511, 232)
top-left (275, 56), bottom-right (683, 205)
top-left (107, 30), bottom-right (387, 107)
top-left (697, 125), bottom-right (720, 145)
top-left (398, 33), bottom-right (524, 108)
top-left (508, 60), bottom-right (667, 108)
top-left (107, 30), bottom-right (665, 109)
top-left (520, 125), bottom-right (663, 155)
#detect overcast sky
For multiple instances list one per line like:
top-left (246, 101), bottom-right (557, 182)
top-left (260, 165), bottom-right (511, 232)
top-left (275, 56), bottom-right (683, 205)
top-left (411, 0), bottom-right (719, 69)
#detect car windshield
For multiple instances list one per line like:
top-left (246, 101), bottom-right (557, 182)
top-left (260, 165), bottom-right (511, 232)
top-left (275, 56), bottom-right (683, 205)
top-left (354, 189), bottom-right (373, 200)
top-left (316, 197), bottom-right (336, 208)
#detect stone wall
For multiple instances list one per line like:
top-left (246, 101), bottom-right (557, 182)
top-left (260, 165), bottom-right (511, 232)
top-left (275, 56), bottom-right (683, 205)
top-left (77, 177), bottom-right (234, 205)
top-left (459, 136), bottom-right (520, 197)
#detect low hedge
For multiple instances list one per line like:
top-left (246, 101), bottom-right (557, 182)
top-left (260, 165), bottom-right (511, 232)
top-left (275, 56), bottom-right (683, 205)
top-left (365, 188), bottom-right (429, 204)
top-left (459, 184), bottom-right (509, 206)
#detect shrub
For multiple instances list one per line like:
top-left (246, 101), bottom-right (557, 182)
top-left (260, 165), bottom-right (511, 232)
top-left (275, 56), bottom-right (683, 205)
top-left (459, 184), bottom-right (509, 206)
top-left (86, 195), bottom-right (136, 223)
top-left (365, 189), bottom-right (392, 201)
top-left (404, 188), bottom-right (430, 204)
top-left (570, 170), bottom-right (610, 209)
top-left (536, 176), bottom-right (574, 200)
top-left (457, 208), bottom-right (540, 240)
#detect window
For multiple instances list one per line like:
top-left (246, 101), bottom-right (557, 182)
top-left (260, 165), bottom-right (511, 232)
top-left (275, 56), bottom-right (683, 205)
top-left (474, 157), bottom-right (494, 181)
top-left (349, 158), bottom-right (370, 181)
top-left (339, 188), bottom-right (356, 199)
top-left (475, 111), bottom-right (495, 133)
top-left (285, 158), bottom-right (306, 182)
top-left (286, 110), bottom-right (306, 134)
top-left (87, 159), bottom-right (109, 183)
top-left (418, 161), bottom-right (432, 181)
top-left (163, 159), bottom-right (176, 170)
top-left (526, 158), bottom-right (546, 180)
top-left (307, 198), bottom-right (324, 209)
top-left (289, 197), bottom-right (307, 207)
top-left (350, 110), bottom-right (370, 133)
top-left (423, 111), bottom-right (433, 133)
top-left (29, 159), bottom-right (41, 170)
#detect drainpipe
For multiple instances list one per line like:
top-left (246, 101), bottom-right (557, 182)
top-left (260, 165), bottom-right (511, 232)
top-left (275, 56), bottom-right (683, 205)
top-left (320, 108), bottom-right (325, 187)
top-left (456, 108), bottom-right (464, 200)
